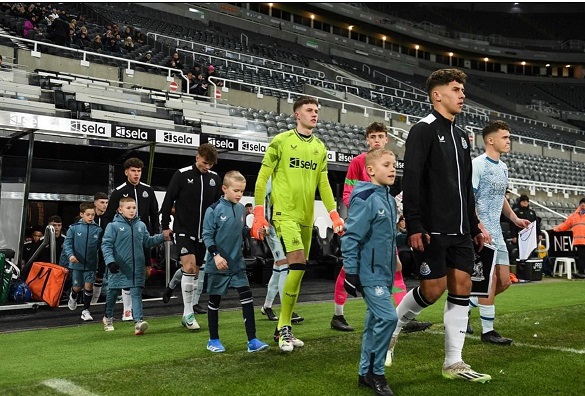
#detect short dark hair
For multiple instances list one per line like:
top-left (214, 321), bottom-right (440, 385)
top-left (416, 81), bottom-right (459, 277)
top-left (94, 192), bottom-right (108, 201)
top-left (579, 197), bottom-right (585, 205)
top-left (124, 157), bottom-right (144, 169)
top-left (197, 143), bottom-right (218, 164)
top-left (47, 215), bottom-right (62, 224)
top-left (365, 122), bottom-right (388, 137)
top-left (79, 202), bottom-right (95, 213)
top-left (519, 194), bottom-right (530, 202)
top-left (293, 96), bottom-right (319, 113)
top-left (245, 203), bottom-right (253, 208)
top-left (426, 69), bottom-right (467, 98)
top-left (482, 120), bottom-right (510, 140)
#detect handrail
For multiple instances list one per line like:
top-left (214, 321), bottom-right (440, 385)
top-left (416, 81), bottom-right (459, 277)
top-left (207, 76), bottom-right (422, 125)
top-left (0, 33), bottom-right (188, 89)
top-left (146, 31), bottom-right (325, 78)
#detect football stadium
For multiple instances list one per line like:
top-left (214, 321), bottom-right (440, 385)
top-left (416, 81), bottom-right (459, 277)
top-left (1, 3), bottom-right (584, 395)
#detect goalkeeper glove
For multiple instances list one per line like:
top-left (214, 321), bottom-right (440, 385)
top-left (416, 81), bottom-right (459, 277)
top-left (250, 206), bottom-right (270, 240)
top-left (330, 210), bottom-right (345, 236)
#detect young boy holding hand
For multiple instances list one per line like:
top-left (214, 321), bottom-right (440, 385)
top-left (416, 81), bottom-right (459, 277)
top-left (203, 171), bottom-right (269, 353)
top-left (342, 149), bottom-right (399, 396)
top-left (101, 197), bottom-right (170, 335)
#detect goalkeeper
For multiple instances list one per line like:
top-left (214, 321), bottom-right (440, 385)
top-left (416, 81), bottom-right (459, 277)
top-left (252, 96), bottom-right (344, 353)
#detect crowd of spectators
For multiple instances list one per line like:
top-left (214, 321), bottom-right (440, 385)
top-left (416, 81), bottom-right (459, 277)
top-left (1, 3), bottom-right (147, 57)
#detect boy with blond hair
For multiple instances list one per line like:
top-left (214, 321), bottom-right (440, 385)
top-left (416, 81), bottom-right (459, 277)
top-left (203, 171), bottom-right (269, 353)
top-left (342, 149), bottom-right (398, 396)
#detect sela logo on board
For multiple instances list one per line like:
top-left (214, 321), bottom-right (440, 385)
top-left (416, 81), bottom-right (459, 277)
top-left (336, 153), bottom-right (355, 163)
top-left (239, 140), bottom-right (268, 154)
top-left (115, 126), bottom-right (150, 140)
top-left (207, 136), bottom-right (236, 150)
top-left (289, 157), bottom-right (318, 170)
top-left (156, 130), bottom-right (199, 147)
top-left (70, 120), bottom-right (110, 136)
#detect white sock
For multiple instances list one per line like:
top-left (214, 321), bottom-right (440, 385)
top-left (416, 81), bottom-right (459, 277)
top-left (334, 303), bottom-right (344, 316)
top-left (393, 288), bottom-right (426, 336)
top-left (181, 273), bottom-right (196, 316)
top-left (264, 264), bottom-right (281, 308)
top-left (443, 295), bottom-right (469, 367)
top-left (478, 303), bottom-right (495, 334)
top-left (277, 264), bottom-right (289, 304)
top-left (193, 267), bottom-right (204, 306)
top-left (169, 268), bottom-right (183, 289)
top-left (469, 296), bottom-right (478, 310)
top-left (122, 289), bottom-right (132, 313)
top-left (91, 285), bottom-right (102, 305)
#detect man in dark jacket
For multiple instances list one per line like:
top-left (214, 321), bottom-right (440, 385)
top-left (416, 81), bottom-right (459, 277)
top-left (386, 69), bottom-right (491, 383)
top-left (103, 157), bottom-right (160, 322)
top-left (510, 194), bottom-right (541, 245)
top-left (160, 144), bottom-right (223, 330)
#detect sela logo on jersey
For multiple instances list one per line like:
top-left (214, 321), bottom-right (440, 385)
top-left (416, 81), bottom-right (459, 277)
top-left (119, 227), bottom-right (125, 231)
top-left (377, 209), bottom-right (385, 217)
top-left (115, 126), bottom-right (151, 140)
top-left (207, 136), bottom-right (236, 150)
top-left (156, 130), bottom-right (199, 147)
top-left (240, 140), bottom-right (268, 154)
top-left (187, 178), bottom-right (194, 184)
top-left (220, 215), bottom-right (227, 222)
top-left (70, 120), bottom-right (110, 136)
top-left (289, 157), bottom-right (318, 170)
top-left (438, 135), bottom-right (446, 143)
top-left (77, 232), bottom-right (82, 237)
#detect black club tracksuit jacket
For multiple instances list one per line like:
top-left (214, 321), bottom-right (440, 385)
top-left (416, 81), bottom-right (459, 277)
top-left (402, 109), bottom-right (481, 238)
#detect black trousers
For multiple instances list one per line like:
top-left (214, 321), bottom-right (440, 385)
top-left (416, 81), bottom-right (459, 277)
top-left (577, 245), bottom-right (585, 274)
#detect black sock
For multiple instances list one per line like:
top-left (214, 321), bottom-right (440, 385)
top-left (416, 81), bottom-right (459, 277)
top-left (83, 289), bottom-right (92, 310)
top-left (237, 287), bottom-right (256, 341)
top-left (208, 295), bottom-right (221, 339)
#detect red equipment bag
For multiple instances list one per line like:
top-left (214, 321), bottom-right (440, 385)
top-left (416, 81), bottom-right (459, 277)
top-left (25, 262), bottom-right (69, 308)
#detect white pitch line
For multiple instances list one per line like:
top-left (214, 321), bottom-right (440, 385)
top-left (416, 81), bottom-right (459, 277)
top-left (41, 379), bottom-right (100, 396)
top-left (425, 329), bottom-right (585, 354)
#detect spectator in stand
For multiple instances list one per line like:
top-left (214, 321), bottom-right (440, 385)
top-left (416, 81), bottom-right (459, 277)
top-left (23, 15), bottom-right (39, 39)
top-left (75, 27), bottom-right (91, 48)
top-left (47, 15), bottom-right (70, 46)
top-left (193, 73), bottom-right (209, 96)
top-left (90, 34), bottom-right (103, 51)
top-left (134, 30), bottom-right (145, 45)
top-left (104, 36), bottom-right (121, 54)
top-left (182, 70), bottom-right (196, 94)
top-left (142, 51), bottom-right (152, 64)
top-left (122, 25), bottom-right (134, 39)
top-left (168, 52), bottom-right (182, 70)
top-left (552, 197), bottom-right (585, 279)
top-left (123, 36), bottom-right (134, 52)
top-left (77, 13), bottom-right (86, 25)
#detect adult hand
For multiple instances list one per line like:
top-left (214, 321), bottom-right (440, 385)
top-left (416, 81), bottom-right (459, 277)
top-left (473, 232), bottom-right (485, 252)
top-left (408, 232), bottom-right (430, 252)
top-left (479, 223), bottom-right (492, 245)
top-left (163, 229), bottom-right (173, 241)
